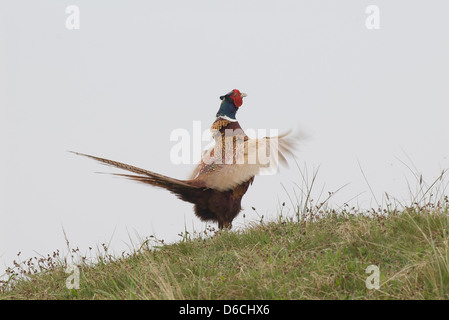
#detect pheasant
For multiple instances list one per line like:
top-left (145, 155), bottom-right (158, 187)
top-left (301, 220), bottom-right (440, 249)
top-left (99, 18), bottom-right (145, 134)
top-left (72, 89), bottom-right (297, 229)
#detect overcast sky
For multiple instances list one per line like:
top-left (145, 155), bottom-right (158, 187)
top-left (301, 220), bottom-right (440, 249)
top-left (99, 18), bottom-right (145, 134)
top-left (1, 0), bottom-right (449, 277)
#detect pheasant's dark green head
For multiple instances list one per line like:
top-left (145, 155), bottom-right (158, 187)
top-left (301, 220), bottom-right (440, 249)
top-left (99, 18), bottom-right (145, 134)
top-left (216, 89), bottom-right (247, 121)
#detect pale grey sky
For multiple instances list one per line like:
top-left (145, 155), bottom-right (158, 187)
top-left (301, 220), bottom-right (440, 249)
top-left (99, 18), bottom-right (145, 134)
top-left (1, 0), bottom-right (449, 276)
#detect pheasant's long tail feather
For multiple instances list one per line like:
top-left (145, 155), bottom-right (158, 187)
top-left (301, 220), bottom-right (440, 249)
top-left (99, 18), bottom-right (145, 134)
top-left (70, 151), bottom-right (203, 201)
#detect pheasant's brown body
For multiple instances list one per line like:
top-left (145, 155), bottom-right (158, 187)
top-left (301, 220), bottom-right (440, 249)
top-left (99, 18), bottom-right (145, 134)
top-left (72, 89), bottom-right (297, 229)
top-left (189, 118), bottom-right (254, 229)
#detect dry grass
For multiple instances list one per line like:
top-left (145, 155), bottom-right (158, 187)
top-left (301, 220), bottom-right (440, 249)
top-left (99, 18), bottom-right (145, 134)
top-left (1, 201), bottom-right (449, 299)
top-left (2, 164), bottom-right (449, 300)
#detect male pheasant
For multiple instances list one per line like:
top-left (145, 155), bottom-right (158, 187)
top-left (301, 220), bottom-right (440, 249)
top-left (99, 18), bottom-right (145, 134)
top-left (72, 89), bottom-right (297, 229)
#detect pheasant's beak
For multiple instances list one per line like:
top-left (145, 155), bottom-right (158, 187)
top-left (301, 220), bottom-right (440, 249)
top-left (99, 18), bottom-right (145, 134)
top-left (241, 92), bottom-right (247, 98)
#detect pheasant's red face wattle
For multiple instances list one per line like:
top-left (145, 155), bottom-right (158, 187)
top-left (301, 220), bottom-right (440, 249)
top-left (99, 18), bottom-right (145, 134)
top-left (73, 89), bottom-right (296, 231)
top-left (230, 89), bottom-right (243, 108)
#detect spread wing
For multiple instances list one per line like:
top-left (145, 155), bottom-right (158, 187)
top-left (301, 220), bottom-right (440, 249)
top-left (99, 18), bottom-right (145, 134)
top-left (192, 130), bottom-right (301, 191)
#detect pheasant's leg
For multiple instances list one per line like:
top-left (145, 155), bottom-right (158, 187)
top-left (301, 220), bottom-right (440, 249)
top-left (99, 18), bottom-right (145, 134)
top-left (223, 222), bottom-right (232, 230)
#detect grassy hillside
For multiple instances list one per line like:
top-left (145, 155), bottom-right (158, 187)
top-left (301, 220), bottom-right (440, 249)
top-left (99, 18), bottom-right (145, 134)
top-left (2, 201), bottom-right (449, 300)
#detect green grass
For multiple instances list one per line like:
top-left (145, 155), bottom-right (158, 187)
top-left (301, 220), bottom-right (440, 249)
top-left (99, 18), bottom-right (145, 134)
top-left (2, 202), bottom-right (449, 300)
top-left (2, 162), bottom-right (449, 300)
